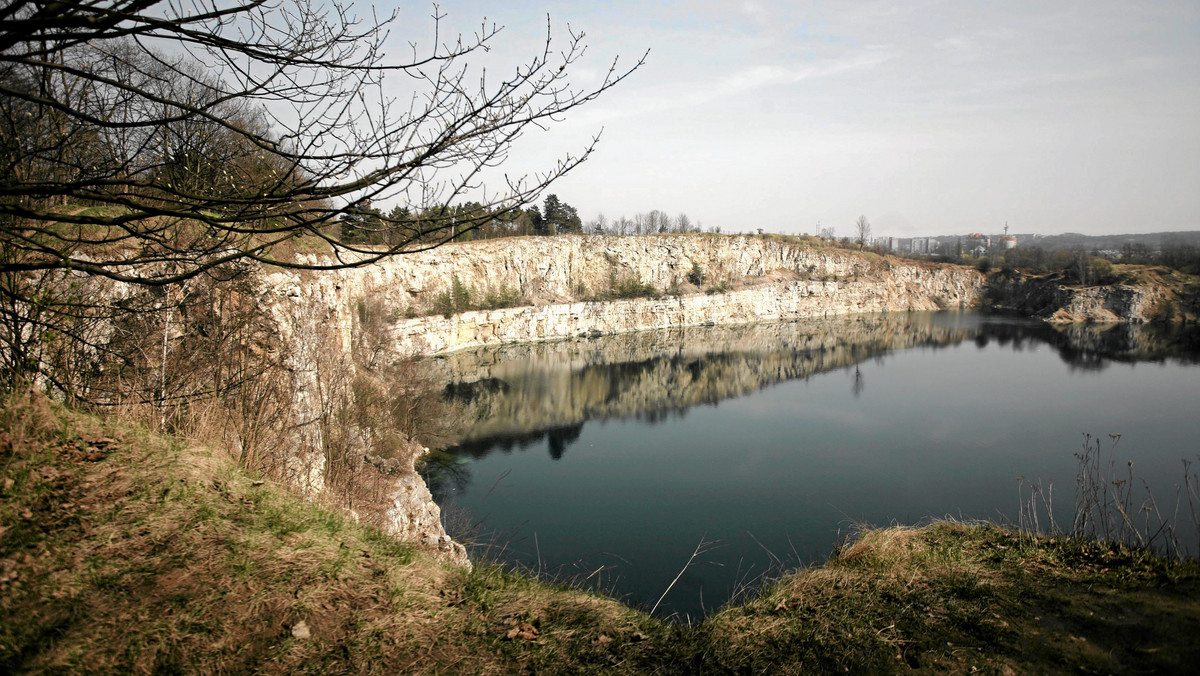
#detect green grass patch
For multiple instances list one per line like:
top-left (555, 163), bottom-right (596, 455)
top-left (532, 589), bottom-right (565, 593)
top-left (0, 392), bottom-right (663, 674)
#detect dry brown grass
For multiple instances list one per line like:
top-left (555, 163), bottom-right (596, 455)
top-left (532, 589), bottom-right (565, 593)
top-left (0, 392), bottom-right (667, 674)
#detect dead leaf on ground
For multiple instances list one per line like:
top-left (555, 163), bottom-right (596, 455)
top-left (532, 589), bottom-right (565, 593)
top-left (291, 620), bottom-right (311, 639)
top-left (505, 623), bottom-right (539, 641)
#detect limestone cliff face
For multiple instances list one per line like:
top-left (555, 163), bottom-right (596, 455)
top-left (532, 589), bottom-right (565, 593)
top-left (386, 276), bottom-right (979, 356)
top-left (363, 446), bottom-right (469, 566)
top-left (1044, 286), bottom-right (1160, 323)
top-left (261, 235), bottom-right (985, 358)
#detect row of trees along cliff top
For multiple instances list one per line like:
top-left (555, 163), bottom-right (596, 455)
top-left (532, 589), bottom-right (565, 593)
top-left (342, 196), bottom-right (735, 244)
top-left (339, 194), bottom-right (585, 245)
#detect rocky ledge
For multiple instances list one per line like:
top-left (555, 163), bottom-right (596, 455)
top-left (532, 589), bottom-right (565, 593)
top-left (985, 272), bottom-right (1172, 323)
top-left (264, 234), bottom-right (987, 358)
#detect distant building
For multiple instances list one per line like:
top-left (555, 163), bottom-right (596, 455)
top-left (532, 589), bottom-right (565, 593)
top-left (965, 232), bottom-right (990, 257)
top-left (999, 235), bottom-right (1017, 250)
top-left (909, 237), bottom-right (939, 255)
top-left (878, 236), bottom-right (940, 256)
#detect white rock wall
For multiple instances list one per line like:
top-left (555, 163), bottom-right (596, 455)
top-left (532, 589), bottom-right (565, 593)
top-left (387, 278), bottom-right (981, 356)
top-left (262, 234), bottom-right (986, 358)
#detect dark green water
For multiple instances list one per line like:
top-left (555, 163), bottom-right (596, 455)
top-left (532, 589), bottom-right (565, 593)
top-left (428, 313), bottom-right (1200, 619)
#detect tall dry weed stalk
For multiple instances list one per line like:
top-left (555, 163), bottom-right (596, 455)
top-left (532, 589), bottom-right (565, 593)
top-left (1018, 433), bottom-right (1199, 560)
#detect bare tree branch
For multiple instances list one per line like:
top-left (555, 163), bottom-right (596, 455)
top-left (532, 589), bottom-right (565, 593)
top-left (1, 0), bottom-right (646, 287)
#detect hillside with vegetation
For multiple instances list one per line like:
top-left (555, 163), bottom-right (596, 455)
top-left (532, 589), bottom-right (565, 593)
top-left (984, 263), bottom-right (1200, 323)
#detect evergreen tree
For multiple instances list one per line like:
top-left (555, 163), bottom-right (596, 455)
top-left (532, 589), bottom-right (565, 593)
top-left (339, 200), bottom-right (384, 244)
top-left (541, 194), bottom-right (582, 235)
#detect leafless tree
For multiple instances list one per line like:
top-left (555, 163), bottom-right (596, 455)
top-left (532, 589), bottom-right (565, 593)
top-left (855, 215), bottom-right (871, 250)
top-left (632, 212), bottom-right (647, 235)
top-left (645, 209), bottom-right (668, 234)
top-left (0, 0), bottom-right (643, 395)
top-left (0, 0), bottom-right (644, 289)
top-left (590, 212), bottom-right (608, 235)
top-left (675, 212), bottom-right (692, 233)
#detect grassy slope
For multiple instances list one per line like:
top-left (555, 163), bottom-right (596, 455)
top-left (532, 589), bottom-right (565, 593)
top-left (2, 395), bottom-right (1199, 674)
top-left (0, 395), bottom-right (664, 674)
top-left (1121, 265), bottom-right (1200, 321)
top-left (698, 525), bottom-right (1200, 674)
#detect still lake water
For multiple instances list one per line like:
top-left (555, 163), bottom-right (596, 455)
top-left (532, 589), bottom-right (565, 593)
top-left (426, 312), bottom-right (1200, 619)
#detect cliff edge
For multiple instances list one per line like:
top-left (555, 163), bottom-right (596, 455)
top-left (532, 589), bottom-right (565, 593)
top-left (985, 266), bottom-right (1199, 323)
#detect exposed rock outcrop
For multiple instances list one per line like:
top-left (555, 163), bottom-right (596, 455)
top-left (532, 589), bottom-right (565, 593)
top-left (384, 276), bottom-right (982, 355)
top-left (364, 450), bottom-right (469, 567)
top-left (1044, 286), bottom-right (1159, 323)
top-left (263, 235), bottom-right (985, 357)
top-left (985, 273), bottom-right (1164, 323)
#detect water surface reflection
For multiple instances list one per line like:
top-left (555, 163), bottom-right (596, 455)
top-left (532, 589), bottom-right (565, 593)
top-left (422, 313), bottom-right (1200, 619)
top-left (434, 314), bottom-right (1199, 460)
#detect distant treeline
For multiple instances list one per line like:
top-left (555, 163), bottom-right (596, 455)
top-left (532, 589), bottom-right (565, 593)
top-left (953, 233), bottom-right (1198, 272)
top-left (900, 239), bottom-right (1200, 281)
top-left (341, 197), bottom-right (1200, 278)
top-left (1003, 231), bottom-right (1200, 254)
top-left (339, 195), bottom-right (719, 245)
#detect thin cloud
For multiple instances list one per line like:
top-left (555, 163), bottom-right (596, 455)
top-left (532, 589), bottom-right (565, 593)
top-left (569, 47), bottom-right (896, 127)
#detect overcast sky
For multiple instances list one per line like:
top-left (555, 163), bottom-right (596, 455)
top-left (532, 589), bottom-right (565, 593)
top-left (382, 1), bottom-right (1199, 237)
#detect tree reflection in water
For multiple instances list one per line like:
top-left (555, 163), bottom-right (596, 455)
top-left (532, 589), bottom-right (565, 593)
top-left (433, 313), bottom-right (1200, 471)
